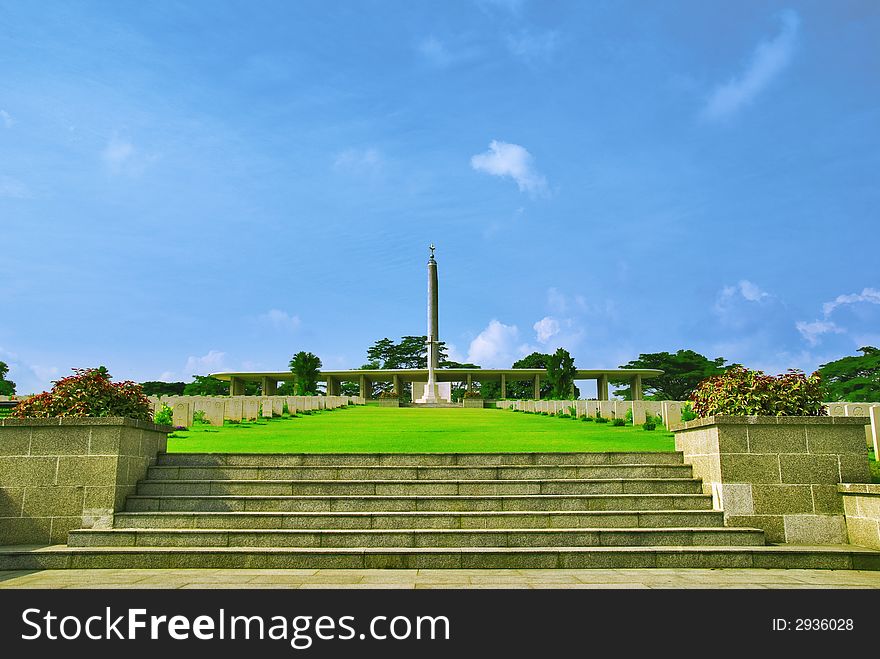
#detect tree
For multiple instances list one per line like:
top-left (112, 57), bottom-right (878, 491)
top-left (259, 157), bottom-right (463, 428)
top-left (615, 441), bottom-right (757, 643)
top-left (364, 336), bottom-right (463, 369)
top-left (183, 375), bottom-right (229, 396)
top-left (140, 381), bottom-right (186, 397)
top-left (362, 336), bottom-right (477, 400)
top-left (546, 348), bottom-right (577, 399)
top-left (289, 351), bottom-right (322, 396)
top-left (818, 347), bottom-right (880, 402)
top-left (504, 352), bottom-right (553, 399)
top-left (612, 350), bottom-right (729, 400)
top-left (0, 360), bottom-right (15, 396)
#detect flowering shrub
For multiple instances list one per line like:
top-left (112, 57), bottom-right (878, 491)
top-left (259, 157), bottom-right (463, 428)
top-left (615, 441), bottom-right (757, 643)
top-left (378, 390), bottom-right (399, 399)
top-left (690, 366), bottom-right (825, 417)
top-left (13, 368), bottom-right (152, 421)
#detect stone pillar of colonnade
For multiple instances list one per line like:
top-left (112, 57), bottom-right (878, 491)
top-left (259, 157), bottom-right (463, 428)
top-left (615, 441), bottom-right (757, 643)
top-left (326, 376), bottom-right (340, 396)
top-left (261, 377), bottom-right (277, 396)
top-left (359, 375), bottom-right (373, 400)
top-left (596, 374), bottom-right (609, 401)
top-left (631, 374), bottom-right (643, 401)
top-left (500, 373), bottom-right (506, 399)
top-left (229, 377), bottom-right (245, 396)
top-left (392, 375), bottom-right (401, 396)
top-left (466, 373), bottom-right (473, 393)
top-left (533, 374), bottom-right (541, 400)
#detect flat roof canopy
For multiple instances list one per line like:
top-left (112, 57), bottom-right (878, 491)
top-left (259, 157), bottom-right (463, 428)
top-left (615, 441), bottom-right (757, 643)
top-left (210, 368), bottom-right (662, 383)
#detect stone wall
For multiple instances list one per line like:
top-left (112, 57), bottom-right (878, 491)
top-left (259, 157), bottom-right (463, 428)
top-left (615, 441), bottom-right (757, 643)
top-left (0, 417), bottom-right (170, 545)
top-left (674, 416), bottom-right (871, 544)
top-left (839, 484), bottom-right (880, 550)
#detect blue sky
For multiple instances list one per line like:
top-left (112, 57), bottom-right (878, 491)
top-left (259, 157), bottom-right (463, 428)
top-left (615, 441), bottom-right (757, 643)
top-left (1, 1), bottom-right (878, 395)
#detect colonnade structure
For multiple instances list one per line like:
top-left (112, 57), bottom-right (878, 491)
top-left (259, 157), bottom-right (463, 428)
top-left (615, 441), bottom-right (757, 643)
top-left (209, 367), bottom-right (662, 401)
top-left (210, 246), bottom-right (661, 401)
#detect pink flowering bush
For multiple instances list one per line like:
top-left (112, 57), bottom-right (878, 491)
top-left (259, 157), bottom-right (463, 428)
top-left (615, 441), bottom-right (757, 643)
top-left (690, 366), bottom-right (825, 418)
top-left (13, 368), bottom-right (152, 421)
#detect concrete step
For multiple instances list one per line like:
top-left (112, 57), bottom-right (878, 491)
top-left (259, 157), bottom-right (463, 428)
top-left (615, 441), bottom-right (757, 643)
top-left (67, 527), bottom-right (767, 548)
top-left (156, 452), bottom-right (685, 467)
top-left (2, 545), bottom-right (878, 571)
top-left (136, 477), bottom-right (705, 497)
top-left (112, 510), bottom-right (727, 530)
top-left (122, 493), bottom-right (714, 513)
top-left (145, 464), bottom-right (694, 481)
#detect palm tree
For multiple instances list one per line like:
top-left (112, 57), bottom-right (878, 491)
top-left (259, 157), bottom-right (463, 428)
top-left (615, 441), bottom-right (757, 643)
top-left (288, 352), bottom-right (323, 396)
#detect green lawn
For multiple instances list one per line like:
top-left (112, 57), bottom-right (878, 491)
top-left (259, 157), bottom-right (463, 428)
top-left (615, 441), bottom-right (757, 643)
top-left (166, 406), bottom-right (676, 453)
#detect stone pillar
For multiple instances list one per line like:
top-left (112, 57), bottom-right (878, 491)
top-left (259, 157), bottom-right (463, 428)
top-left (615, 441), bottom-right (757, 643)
top-left (534, 374), bottom-right (541, 400)
top-left (631, 374), bottom-right (642, 401)
top-left (229, 377), bottom-right (245, 396)
top-left (359, 375), bottom-right (373, 400)
top-left (596, 374), bottom-right (609, 401)
top-left (500, 374), bottom-right (507, 399)
top-left (326, 376), bottom-right (339, 396)
top-left (261, 377), bottom-right (277, 396)
top-left (466, 373), bottom-right (473, 392)
top-left (392, 374), bottom-right (401, 396)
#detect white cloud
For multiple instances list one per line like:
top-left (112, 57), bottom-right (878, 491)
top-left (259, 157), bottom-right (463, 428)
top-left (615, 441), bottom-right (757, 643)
top-left (506, 30), bottom-right (560, 63)
top-left (738, 280), bottom-right (770, 302)
top-left (795, 287), bottom-right (880, 346)
top-left (470, 140), bottom-right (548, 195)
top-left (0, 110), bottom-right (13, 128)
top-left (258, 309), bottom-right (301, 332)
top-left (102, 136), bottom-right (135, 173)
top-left (0, 175), bottom-right (32, 199)
top-left (702, 10), bottom-right (800, 121)
top-left (821, 287), bottom-right (880, 316)
top-left (158, 371), bottom-right (175, 381)
top-left (714, 280), bottom-right (771, 315)
top-left (533, 316), bottom-right (560, 343)
top-left (184, 350), bottom-right (227, 376)
top-left (444, 343), bottom-right (467, 364)
top-left (466, 320), bottom-right (532, 367)
top-left (795, 320), bottom-right (844, 347)
top-left (0, 347), bottom-right (58, 394)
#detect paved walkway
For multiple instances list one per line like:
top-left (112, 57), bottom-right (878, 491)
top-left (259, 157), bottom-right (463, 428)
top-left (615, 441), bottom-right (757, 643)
top-left (1, 568), bottom-right (879, 589)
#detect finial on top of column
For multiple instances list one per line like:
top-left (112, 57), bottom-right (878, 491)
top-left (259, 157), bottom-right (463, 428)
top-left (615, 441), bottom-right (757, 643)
top-left (429, 243), bottom-right (436, 262)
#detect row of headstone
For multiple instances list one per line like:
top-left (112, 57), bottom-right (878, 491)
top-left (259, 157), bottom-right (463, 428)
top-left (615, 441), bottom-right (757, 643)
top-left (499, 399), bottom-right (687, 429)
top-left (824, 402), bottom-right (880, 454)
top-left (500, 399), bottom-right (880, 444)
top-left (148, 395), bottom-right (362, 428)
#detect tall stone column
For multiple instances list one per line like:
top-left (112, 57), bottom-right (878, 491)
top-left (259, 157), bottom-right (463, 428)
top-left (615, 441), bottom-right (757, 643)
top-left (424, 245), bottom-right (439, 403)
top-left (534, 374), bottom-right (541, 400)
top-left (392, 374), bottom-right (401, 396)
top-left (596, 374), bottom-right (609, 401)
top-left (229, 377), bottom-right (245, 396)
top-left (261, 377), bottom-right (277, 396)
top-left (500, 374), bottom-right (506, 399)
top-left (631, 374), bottom-right (643, 401)
top-left (359, 375), bottom-right (373, 400)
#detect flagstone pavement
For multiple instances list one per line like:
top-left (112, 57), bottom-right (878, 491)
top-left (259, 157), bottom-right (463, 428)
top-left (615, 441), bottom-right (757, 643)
top-left (1, 568), bottom-right (879, 589)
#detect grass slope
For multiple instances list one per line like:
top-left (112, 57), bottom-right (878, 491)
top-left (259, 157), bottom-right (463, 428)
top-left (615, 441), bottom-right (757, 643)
top-left (166, 406), bottom-right (676, 453)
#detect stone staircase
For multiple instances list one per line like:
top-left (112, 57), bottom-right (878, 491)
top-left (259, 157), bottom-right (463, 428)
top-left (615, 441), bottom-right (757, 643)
top-left (2, 452), bottom-right (879, 570)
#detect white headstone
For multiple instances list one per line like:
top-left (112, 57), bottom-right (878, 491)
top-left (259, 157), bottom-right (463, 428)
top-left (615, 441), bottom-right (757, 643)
top-left (172, 402), bottom-right (192, 428)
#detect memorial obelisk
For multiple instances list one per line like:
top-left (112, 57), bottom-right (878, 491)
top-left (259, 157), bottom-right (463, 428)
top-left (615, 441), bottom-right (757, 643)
top-left (424, 244), bottom-right (439, 403)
